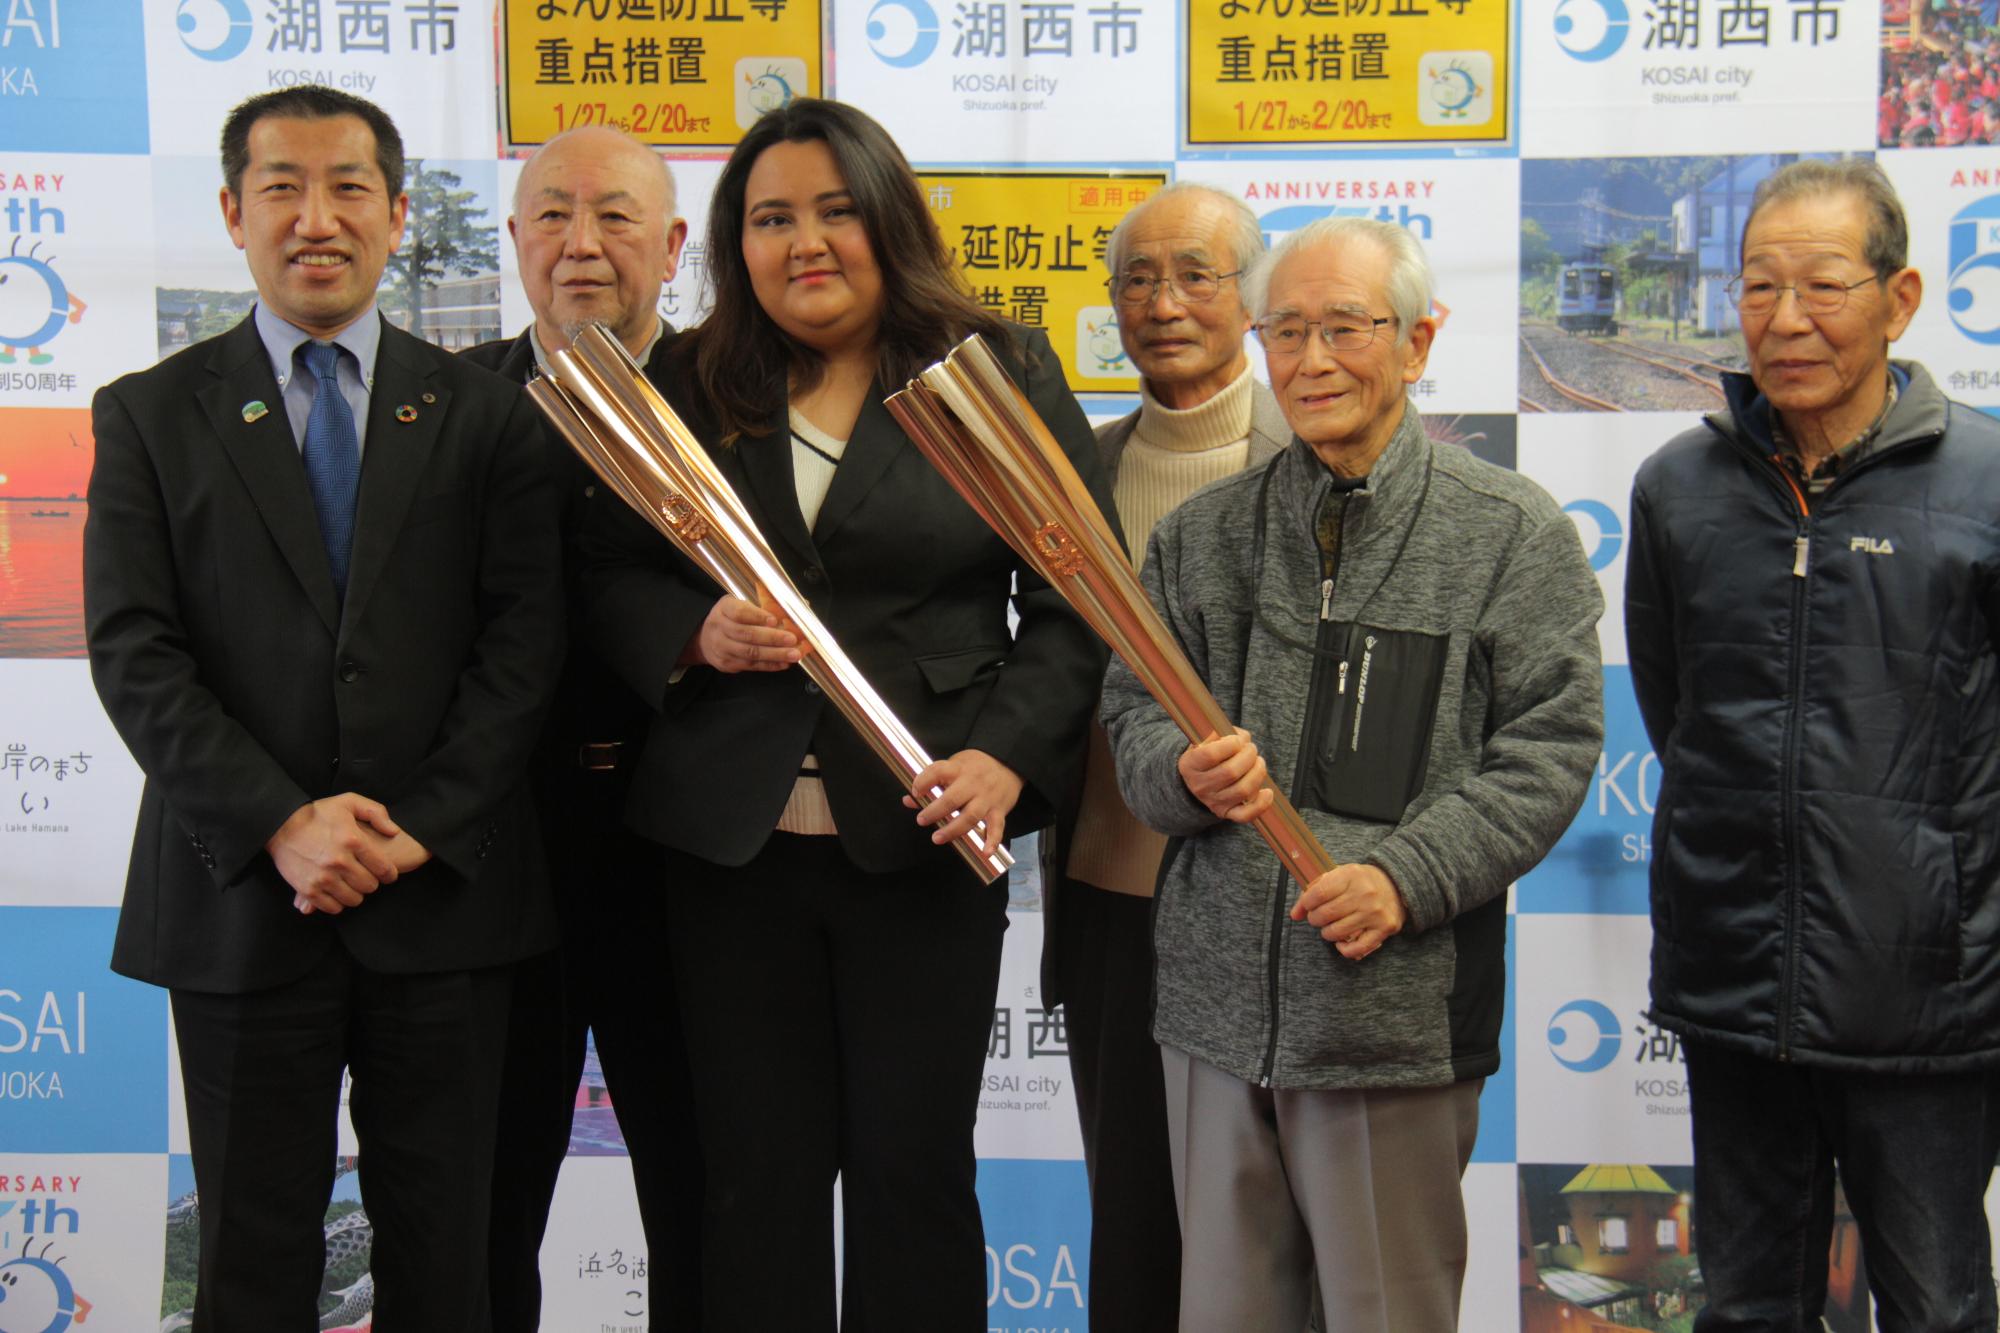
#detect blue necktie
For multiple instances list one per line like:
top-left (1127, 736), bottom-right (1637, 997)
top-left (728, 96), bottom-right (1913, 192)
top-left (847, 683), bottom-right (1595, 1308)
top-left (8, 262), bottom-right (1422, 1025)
top-left (299, 341), bottom-right (361, 597)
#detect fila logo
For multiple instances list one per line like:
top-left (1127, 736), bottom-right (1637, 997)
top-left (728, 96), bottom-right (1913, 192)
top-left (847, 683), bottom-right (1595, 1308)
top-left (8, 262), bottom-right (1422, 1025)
top-left (1850, 536), bottom-right (1896, 555)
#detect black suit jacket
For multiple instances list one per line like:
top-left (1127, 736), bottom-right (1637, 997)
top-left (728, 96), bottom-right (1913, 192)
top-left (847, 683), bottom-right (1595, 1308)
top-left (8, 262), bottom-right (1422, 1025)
top-left (461, 327), bottom-right (668, 782)
top-left (460, 327), bottom-right (666, 925)
top-left (85, 314), bottom-right (566, 993)
top-left (579, 325), bottom-right (1116, 872)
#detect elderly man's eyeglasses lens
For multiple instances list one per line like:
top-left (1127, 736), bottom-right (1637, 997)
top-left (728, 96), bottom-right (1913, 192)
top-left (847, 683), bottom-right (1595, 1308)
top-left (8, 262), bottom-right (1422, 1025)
top-left (1110, 268), bottom-right (1242, 306)
top-left (1255, 314), bottom-right (1395, 354)
top-left (1726, 274), bottom-right (1882, 317)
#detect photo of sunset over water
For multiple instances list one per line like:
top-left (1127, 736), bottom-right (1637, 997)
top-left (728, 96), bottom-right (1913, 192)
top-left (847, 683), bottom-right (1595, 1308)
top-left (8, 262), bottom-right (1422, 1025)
top-left (0, 408), bottom-right (92, 658)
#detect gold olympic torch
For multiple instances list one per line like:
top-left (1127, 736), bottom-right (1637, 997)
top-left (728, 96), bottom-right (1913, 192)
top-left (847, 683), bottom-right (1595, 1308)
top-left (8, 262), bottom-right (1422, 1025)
top-left (886, 334), bottom-right (1334, 892)
top-left (527, 323), bottom-right (1013, 885)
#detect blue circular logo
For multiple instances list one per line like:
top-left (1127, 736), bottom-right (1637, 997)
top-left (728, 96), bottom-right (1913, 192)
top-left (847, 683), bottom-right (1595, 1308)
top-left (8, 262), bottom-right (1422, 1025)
top-left (0, 249), bottom-right (70, 351)
top-left (1563, 498), bottom-right (1624, 573)
top-left (177, 0), bottom-right (255, 61)
top-left (1553, 0), bottom-right (1630, 62)
top-left (1948, 197), bottom-right (2000, 346)
top-left (866, 0), bottom-right (940, 67)
top-left (1547, 999), bottom-right (1622, 1072)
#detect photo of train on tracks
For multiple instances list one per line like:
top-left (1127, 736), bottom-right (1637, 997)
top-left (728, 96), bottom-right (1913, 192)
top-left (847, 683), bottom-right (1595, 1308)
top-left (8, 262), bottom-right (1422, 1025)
top-left (1519, 152), bottom-right (1864, 413)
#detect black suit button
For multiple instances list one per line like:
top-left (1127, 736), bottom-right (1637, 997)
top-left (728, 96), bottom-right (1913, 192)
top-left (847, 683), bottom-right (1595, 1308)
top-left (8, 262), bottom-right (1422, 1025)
top-left (804, 679), bottom-right (821, 696)
top-left (339, 662), bottom-right (360, 683)
top-left (803, 566), bottom-right (824, 586)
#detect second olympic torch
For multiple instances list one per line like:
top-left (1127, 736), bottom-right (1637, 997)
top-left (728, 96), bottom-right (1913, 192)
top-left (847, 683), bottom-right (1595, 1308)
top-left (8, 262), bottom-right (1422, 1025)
top-left (526, 323), bottom-right (1013, 885)
top-left (886, 334), bottom-right (1335, 893)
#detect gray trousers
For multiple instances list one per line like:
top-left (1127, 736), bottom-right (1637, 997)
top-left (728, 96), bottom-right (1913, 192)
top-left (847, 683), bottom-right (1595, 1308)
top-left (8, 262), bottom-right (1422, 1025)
top-left (1162, 1046), bottom-right (1481, 1333)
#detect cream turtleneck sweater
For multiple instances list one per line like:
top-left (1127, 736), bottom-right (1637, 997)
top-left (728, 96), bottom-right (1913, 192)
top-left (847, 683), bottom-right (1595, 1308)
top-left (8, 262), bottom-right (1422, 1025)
top-left (1067, 362), bottom-right (1258, 896)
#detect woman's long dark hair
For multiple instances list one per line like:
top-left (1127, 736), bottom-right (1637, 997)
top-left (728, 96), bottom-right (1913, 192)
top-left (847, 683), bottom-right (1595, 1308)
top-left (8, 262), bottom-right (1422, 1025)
top-left (682, 98), bottom-right (1009, 443)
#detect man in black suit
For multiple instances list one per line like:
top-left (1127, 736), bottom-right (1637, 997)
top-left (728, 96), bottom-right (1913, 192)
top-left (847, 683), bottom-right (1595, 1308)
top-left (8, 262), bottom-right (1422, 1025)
top-left (463, 125), bottom-right (702, 1332)
top-left (83, 88), bottom-right (563, 1332)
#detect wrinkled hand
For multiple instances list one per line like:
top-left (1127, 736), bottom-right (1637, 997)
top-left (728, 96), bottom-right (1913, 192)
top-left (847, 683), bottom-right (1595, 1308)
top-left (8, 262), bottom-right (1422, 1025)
top-left (1177, 728), bottom-right (1275, 824)
top-left (267, 793), bottom-right (402, 916)
top-left (294, 827), bottom-right (430, 914)
top-left (686, 594), bottom-right (803, 674)
top-left (904, 749), bottom-right (1024, 850)
top-left (1291, 862), bottom-right (1407, 960)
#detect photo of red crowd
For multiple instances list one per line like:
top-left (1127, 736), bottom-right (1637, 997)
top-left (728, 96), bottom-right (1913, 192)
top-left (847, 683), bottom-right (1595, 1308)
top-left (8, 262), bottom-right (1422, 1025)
top-left (1881, 0), bottom-right (2000, 144)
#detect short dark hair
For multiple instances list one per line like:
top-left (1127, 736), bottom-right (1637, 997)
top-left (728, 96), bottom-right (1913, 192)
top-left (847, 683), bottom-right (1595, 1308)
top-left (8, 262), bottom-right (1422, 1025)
top-left (683, 98), bottom-right (1007, 443)
top-left (220, 87), bottom-right (406, 202)
top-left (1740, 158), bottom-right (1909, 279)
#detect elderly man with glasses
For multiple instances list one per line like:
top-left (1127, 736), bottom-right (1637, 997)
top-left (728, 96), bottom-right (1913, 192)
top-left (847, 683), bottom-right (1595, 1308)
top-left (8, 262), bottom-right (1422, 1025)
top-left (1627, 159), bottom-right (2000, 1330)
top-left (1044, 180), bottom-right (1287, 1333)
top-left (1101, 215), bottom-right (1603, 1332)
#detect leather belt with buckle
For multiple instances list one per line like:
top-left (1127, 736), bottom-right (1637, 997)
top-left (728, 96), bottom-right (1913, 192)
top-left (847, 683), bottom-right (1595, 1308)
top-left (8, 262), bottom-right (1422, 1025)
top-left (578, 741), bottom-right (623, 772)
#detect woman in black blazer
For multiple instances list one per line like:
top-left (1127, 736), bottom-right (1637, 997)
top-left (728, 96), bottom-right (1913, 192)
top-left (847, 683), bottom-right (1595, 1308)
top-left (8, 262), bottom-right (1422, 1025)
top-left (579, 99), bottom-right (1114, 1331)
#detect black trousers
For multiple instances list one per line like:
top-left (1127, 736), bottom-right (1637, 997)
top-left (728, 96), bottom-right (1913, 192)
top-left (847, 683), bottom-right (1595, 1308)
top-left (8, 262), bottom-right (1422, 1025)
top-left (662, 832), bottom-right (1008, 1333)
top-left (1052, 876), bottom-right (1182, 1332)
top-left (488, 832), bottom-right (704, 1332)
top-left (1686, 1039), bottom-right (2000, 1332)
top-left (171, 948), bottom-right (514, 1333)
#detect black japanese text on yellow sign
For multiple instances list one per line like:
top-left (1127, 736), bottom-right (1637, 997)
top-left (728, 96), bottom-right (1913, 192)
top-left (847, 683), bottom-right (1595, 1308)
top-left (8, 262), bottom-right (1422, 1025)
top-left (919, 172), bottom-right (1171, 395)
top-left (1186, 0), bottom-right (1509, 146)
top-left (503, 0), bottom-right (823, 147)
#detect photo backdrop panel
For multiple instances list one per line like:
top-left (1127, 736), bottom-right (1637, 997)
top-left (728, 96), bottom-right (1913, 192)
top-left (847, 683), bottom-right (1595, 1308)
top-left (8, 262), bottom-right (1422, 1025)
top-left (0, 662), bottom-right (143, 905)
top-left (1518, 410), bottom-right (1698, 669)
top-left (977, 910), bottom-right (1084, 1161)
top-left (1520, 0), bottom-right (1878, 157)
top-left (832, 0), bottom-right (1177, 163)
top-left (0, 1153), bottom-right (169, 1333)
top-left (0, 0), bottom-right (149, 155)
top-left (537, 1156), bottom-right (654, 1333)
top-left (1878, 146), bottom-right (2000, 408)
top-left (978, 1158), bottom-right (1093, 1333)
top-left (0, 907), bottom-right (167, 1155)
top-left (918, 170), bottom-right (1168, 393)
top-left (502, 0), bottom-right (822, 146)
top-left (1517, 666), bottom-right (1656, 916)
top-left (0, 411), bottom-right (92, 660)
top-left (1514, 913), bottom-right (1691, 1166)
top-left (0, 156), bottom-right (158, 411)
top-left (145, 0), bottom-right (501, 160)
top-left (1184, 0), bottom-right (1511, 149)
top-left (1195, 157), bottom-right (1521, 413)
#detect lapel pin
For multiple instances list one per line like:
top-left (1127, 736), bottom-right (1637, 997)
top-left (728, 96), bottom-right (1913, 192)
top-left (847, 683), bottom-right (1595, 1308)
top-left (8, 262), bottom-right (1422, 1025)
top-left (241, 400), bottom-right (269, 423)
top-left (420, 392), bottom-right (437, 404)
top-left (395, 405), bottom-right (418, 423)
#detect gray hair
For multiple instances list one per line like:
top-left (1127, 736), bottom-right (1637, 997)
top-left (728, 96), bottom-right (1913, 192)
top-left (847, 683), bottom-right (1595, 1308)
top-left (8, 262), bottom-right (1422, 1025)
top-left (1104, 181), bottom-right (1266, 277)
top-left (1244, 216), bottom-right (1434, 341)
top-left (512, 126), bottom-right (680, 220)
top-left (1740, 158), bottom-right (1907, 278)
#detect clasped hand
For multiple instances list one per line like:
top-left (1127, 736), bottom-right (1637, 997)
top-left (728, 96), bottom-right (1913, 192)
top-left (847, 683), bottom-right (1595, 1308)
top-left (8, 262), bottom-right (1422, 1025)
top-left (265, 793), bottom-right (430, 916)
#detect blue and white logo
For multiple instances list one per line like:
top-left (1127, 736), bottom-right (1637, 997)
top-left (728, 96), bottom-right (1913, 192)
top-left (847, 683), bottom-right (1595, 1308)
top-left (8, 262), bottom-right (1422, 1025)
top-left (1948, 195), bottom-right (2000, 345)
top-left (1563, 498), bottom-right (1624, 573)
top-left (866, 0), bottom-right (940, 67)
top-left (1553, 0), bottom-right (1630, 61)
top-left (175, 0), bottom-right (255, 61)
top-left (0, 909), bottom-right (167, 1154)
top-left (1546, 998), bottom-right (1622, 1072)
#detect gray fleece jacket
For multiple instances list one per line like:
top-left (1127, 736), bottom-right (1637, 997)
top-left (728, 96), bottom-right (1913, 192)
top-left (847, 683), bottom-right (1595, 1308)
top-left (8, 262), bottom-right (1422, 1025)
top-left (1102, 403), bottom-right (1603, 1090)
